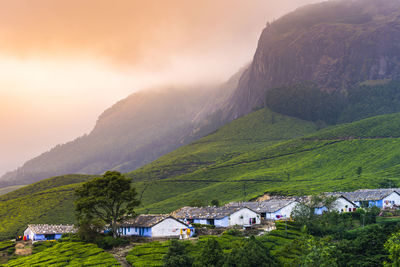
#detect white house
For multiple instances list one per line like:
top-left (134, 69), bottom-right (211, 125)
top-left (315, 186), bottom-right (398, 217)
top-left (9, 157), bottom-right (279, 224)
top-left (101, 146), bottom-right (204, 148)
top-left (341, 189), bottom-right (400, 209)
top-left (172, 206), bottom-right (260, 227)
top-left (230, 200), bottom-right (299, 220)
top-left (24, 224), bottom-right (76, 241)
top-left (118, 214), bottom-right (194, 238)
top-left (315, 195), bottom-right (357, 215)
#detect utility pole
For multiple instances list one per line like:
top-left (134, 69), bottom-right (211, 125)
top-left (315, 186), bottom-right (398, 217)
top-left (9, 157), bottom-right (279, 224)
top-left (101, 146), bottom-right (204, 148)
top-left (243, 183), bottom-right (245, 201)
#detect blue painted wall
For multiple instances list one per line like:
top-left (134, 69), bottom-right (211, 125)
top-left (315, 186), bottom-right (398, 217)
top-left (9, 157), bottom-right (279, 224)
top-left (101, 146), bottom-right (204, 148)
top-left (119, 226), bottom-right (152, 237)
top-left (214, 217), bottom-right (229, 227)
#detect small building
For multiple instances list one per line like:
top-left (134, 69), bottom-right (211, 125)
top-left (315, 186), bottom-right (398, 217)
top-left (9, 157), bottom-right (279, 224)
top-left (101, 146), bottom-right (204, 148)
top-left (172, 206), bottom-right (260, 227)
top-left (342, 189), bottom-right (400, 209)
top-left (118, 214), bottom-right (194, 238)
top-left (229, 200), bottom-right (299, 220)
top-left (24, 224), bottom-right (76, 241)
top-left (315, 195), bottom-right (357, 215)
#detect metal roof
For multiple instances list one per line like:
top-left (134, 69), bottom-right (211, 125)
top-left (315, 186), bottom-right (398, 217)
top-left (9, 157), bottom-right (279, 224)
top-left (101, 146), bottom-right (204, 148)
top-left (331, 189), bottom-right (400, 202)
top-left (120, 214), bottom-right (186, 228)
top-left (171, 206), bottom-right (255, 219)
top-left (227, 199), bottom-right (298, 213)
top-left (26, 224), bottom-right (76, 235)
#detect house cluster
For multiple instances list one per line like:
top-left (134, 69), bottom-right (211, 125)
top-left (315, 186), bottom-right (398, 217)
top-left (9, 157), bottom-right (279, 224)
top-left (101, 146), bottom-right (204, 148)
top-left (22, 188), bottom-right (400, 241)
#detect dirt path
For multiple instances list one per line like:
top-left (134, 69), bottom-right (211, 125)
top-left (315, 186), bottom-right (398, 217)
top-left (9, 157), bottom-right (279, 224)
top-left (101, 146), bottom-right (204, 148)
top-left (14, 241), bottom-right (32, 256)
top-left (110, 244), bottom-right (136, 267)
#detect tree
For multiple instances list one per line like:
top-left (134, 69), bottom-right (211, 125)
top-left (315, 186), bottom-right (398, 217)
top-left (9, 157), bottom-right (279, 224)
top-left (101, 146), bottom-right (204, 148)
top-left (210, 199), bottom-right (220, 207)
top-left (75, 171), bottom-right (140, 238)
top-left (356, 166), bottom-right (362, 177)
top-left (385, 231), bottom-right (400, 266)
top-left (223, 236), bottom-right (278, 267)
top-left (195, 238), bottom-right (223, 267)
top-left (163, 240), bottom-right (193, 267)
top-left (301, 237), bottom-right (338, 267)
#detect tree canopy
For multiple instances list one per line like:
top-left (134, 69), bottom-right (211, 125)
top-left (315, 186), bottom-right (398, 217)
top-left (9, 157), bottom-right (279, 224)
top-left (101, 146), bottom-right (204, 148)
top-left (74, 171), bottom-right (140, 237)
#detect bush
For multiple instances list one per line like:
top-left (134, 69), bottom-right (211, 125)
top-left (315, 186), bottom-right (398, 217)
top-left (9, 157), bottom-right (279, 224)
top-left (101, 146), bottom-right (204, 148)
top-left (95, 235), bottom-right (128, 250)
top-left (223, 229), bottom-right (242, 237)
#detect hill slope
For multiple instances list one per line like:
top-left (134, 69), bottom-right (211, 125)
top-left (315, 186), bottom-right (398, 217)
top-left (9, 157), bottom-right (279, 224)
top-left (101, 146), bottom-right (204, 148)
top-left (0, 84), bottom-right (233, 187)
top-left (129, 112), bottom-right (400, 213)
top-left (3, 111), bottom-right (400, 239)
top-left (0, 174), bottom-right (94, 240)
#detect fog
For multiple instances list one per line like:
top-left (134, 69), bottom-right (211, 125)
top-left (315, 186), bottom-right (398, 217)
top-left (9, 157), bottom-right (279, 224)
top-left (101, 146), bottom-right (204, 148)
top-left (0, 0), bottom-right (322, 177)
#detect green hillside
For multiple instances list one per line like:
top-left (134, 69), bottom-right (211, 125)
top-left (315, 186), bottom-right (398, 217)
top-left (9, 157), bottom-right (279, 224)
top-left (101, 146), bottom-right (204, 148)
top-left (0, 175), bottom-right (94, 240)
top-left (0, 186), bottom-right (25, 196)
top-left (3, 109), bottom-right (400, 240)
top-left (129, 111), bottom-right (400, 213)
top-left (3, 241), bottom-right (119, 266)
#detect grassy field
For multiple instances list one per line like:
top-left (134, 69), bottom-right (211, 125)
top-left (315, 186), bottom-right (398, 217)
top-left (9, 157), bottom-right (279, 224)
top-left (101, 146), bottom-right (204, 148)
top-left (0, 175), bottom-right (94, 240)
top-left (2, 241), bottom-right (119, 266)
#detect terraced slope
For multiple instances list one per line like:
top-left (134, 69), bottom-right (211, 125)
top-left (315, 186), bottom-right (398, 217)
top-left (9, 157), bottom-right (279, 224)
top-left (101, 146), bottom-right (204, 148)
top-left (0, 175), bottom-right (94, 240)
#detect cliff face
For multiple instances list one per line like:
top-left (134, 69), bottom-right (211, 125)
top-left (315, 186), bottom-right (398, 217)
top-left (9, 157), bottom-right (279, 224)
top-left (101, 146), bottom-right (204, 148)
top-left (225, 0), bottom-right (400, 119)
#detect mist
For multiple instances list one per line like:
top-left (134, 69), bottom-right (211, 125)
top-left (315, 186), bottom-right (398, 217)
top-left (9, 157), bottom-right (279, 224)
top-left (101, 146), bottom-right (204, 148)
top-left (0, 0), bottom-right (322, 177)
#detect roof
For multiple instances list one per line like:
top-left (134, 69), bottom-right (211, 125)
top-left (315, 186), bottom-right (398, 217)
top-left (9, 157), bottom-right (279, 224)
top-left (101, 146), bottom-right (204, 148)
top-left (26, 224), bottom-right (76, 235)
top-left (120, 214), bottom-right (186, 228)
top-left (340, 189), bottom-right (400, 202)
top-left (171, 206), bottom-right (256, 220)
top-left (227, 199), bottom-right (298, 213)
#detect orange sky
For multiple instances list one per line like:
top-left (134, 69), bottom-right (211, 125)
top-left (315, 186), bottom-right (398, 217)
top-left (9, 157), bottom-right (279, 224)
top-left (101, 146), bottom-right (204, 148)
top-left (0, 0), bottom-right (321, 177)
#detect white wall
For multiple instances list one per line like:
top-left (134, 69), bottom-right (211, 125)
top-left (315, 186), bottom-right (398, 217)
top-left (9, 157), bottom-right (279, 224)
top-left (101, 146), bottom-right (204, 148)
top-left (152, 218), bottom-right (188, 237)
top-left (383, 192), bottom-right (400, 209)
top-left (229, 208), bottom-right (260, 226)
top-left (266, 202), bottom-right (299, 220)
top-left (333, 197), bottom-right (356, 212)
top-left (24, 228), bottom-right (34, 240)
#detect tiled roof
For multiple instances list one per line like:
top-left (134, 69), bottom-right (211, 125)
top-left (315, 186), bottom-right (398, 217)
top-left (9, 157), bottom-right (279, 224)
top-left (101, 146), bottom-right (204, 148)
top-left (337, 189), bottom-right (400, 202)
top-left (227, 199), bottom-right (298, 213)
top-left (171, 206), bottom-right (253, 219)
top-left (120, 214), bottom-right (185, 227)
top-left (27, 224), bottom-right (76, 235)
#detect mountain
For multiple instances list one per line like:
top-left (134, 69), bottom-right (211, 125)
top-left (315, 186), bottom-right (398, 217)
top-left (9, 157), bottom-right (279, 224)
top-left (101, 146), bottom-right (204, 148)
top-left (0, 80), bottom-right (240, 187)
top-left (224, 0), bottom-right (400, 120)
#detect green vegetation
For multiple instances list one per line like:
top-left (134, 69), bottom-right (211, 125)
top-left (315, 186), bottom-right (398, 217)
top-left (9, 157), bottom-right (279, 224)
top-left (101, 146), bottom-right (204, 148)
top-left (0, 186), bottom-right (25, 196)
top-left (75, 171), bottom-right (140, 238)
top-left (2, 242), bottom-right (120, 266)
top-left (0, 175), bottom-right (93, 240)
top-left (265, 81), bottom-right (400, 125)
top-left (127, 111), bottom-right (400, 213)
top-left (0, 241), bottom-right (15, 264)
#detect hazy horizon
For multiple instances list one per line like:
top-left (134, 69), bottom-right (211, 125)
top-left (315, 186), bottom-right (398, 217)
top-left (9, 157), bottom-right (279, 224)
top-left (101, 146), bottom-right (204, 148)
top-left (0, 0), bottom-right (322, 178)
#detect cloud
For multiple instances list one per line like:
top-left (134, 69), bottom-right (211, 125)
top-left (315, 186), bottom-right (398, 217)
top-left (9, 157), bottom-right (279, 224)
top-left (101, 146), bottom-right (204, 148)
top-left (0, 0), bottom-right (321, 70)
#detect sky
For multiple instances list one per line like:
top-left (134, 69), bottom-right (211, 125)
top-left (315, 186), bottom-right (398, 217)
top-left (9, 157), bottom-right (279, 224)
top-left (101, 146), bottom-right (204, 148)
top-left (0, 0), bottom-right (321, 177)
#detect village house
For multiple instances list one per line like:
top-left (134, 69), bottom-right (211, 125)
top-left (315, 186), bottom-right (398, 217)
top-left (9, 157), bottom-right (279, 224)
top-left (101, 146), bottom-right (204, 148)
top-left (118, 214), bottom-right (194, 238)
top-left (172, 206), bottom-right (260, 227)
top-left (24, 224), bottom-right (76, 241)
top-left (315, 195), bottom-right (357, 215)
top-left (341, 189), bottom-right (400, 209)
top-left (228, 200), bottom-right (299, 220)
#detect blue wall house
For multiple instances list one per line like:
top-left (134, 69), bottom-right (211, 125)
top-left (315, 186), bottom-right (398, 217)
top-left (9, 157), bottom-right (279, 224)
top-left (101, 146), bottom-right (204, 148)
top-left (24, 224), bottom-right (76, 241)
top-left (118, 214), bottom-right (194, 238)
top-left (341, 189), bottom-right (400, 209)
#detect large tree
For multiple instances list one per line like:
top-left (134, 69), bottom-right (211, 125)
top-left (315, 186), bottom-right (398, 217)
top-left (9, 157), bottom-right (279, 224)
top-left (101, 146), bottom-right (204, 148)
top-left (75, 171), bottom-right (140, 238)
